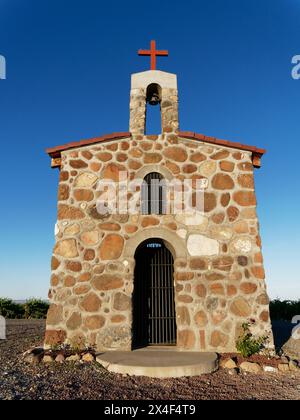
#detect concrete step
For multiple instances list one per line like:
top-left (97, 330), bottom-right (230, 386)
top-left (96, 349), bottom-right (218, 378)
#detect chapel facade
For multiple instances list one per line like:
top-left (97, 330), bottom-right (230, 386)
top-left (45, 51), bottom-right (273, 353)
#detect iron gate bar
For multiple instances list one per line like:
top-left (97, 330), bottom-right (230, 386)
top-left (133, 239), bottom-right (176, 348)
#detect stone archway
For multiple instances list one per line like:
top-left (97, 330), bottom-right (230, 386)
top-left (123, 227), bottom-right (187, 260)
top-left (132, 238), bottom-right (176, 349)
top-left (123, 228), bottom-right (187, 350)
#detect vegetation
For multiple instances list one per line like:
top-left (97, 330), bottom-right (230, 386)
top-left (236, 323), bottom-right (268, 358)
top-left (270, 299), bottom-right (300, 321)
top-left (0, 298), bottom-right (49, 319)
top-left (0, 298), bottom-right (25, 319)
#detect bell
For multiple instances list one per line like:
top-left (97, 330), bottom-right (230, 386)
top-left (148, 92), bottom-right (160, 106)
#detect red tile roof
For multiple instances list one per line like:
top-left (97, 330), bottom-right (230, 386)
top-left (46, 132), bottom-right (132, 158)
top-left (46, 131), bottom-right (266, 168)
top-left (178, 131), bottom-right (266, 155)
top-left (178, 132), bottom-right (266, 168)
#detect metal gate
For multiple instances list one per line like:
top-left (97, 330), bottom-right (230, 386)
top-left (133, 239), bottom-right (176, 348)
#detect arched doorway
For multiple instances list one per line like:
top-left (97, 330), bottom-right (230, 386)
top-left (132, 238), bottom-right (176, 349)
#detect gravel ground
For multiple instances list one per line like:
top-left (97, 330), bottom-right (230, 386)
top-left (0, 320), bottom-right (300, 400)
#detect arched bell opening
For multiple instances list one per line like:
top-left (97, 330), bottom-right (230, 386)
top-left (145, 83), bottom-right (162, 134)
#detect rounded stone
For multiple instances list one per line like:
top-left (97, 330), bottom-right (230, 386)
top-left (251, 266), bottom-right (265, 279)
top-left (212, 256), bottom-right (234, 272)
top-left (125, 225), bottom-right (138, 234)
top-left (44, 330), bottom-right (67, 346)
top-left (58, 204), bottom-right (85, 220)
top-left (66, 312), bottom-right (82, 330)
top-left (191, 152), bottom-right (206, 163)
top-left (93, 274), bottom-right (123, 291)
top-left (60, 171), bottom-right (69, 182)
top-left (84, 249), bottom-right (95, 261)
top-left (190, 258), bottom-right (208, 270)
top-left (111, 315), bottom-right (126, 323)
top-left (64, 223), bottom-right (80, 235)
top-left (211, 150), bottom-right (230, 160)
top-left (96, 152), bottom-right (112, 162)
top-left (203, 192), bottom-right (217, 213)
top-left (81, 230), bottom-right (99, 246)
top-left (195, 284), bottom-right (207, 298)
top-left (51, 256), bottom-right (61, 270)
top-left (205, 272), bottom-right (225, 281)
top-left (227, 206), bottom-right (239, 222)
top-left (220, 193), bottom-right (230, 207)
top-left (141, 216), bottom-right (160, 228)
top-left (256, 293), bottom-right (269, 305)
top-left (58, 184), bottom-right (70, 201)
top-left (238, 162), bottom-right (253, 171)
top-left (113, 292), bottom-right (130, 311)
top-left (177, 306), bottom-right (191, 326)
top-left (70, 159), bottom-right (88, 169)
top-left (240, 282), bottom-right (258, 294)
top-left (54, 239), bottom-right (78, 258)
top-left (51, 275), bottom-right (60, 287)
top-left (176, 272), bottom-right (194, 281)
top-left (165, 161), bottom-right (180, 175)
top-left (233, 191), bottom-right (256, 206)
top-left (47, 304), bottom-right (63, 325)
top-left (99, 234), bottom-right (124, 260)
top-left (102, 163), bottom-right (126, 182)
top-left (238, 174), bottom-right (254, 189)
top-left (230, 237), bottom-right (252, 254)
top-left (183, 164), bottom-right (197, 174)
top-left (234, 221), bottom-right (248, 234)
top-left (65, 261), bottom-right (82, 272)
top-left (212, 173), bottom-right (234, 190)
top-left (229, 298), bottom-right (251, 317)
top-left (163, 146), bottom-right (188, 162)
top-left (74, 284), bottom-right (90, 295)
top-left (237, 256), bottom-right (248, 266)
top-left (178, 295), bottom-right (193, 303)
top-left (64, 275), bottom-right (76, 287)
top-left (178, 329), bottom-right (195, 349)
top-left (200, 160), bottom-right (217, 177)
top-left (211, 212), bottom-right (225, 224)
top-left (84, 315), bottom-right (105, 330)
top-left (210, 283), bottom-right (225, 295)
top-left (81, 293), bottom-right (101, 312)
top-left (210, 330), bottom-right (229, 348)
top-left (219, 161), bottom-right (234, 172)
top-left (227, 285), bottom-right (237, 296)
top-left (90, 162), bottom-right (101, 172)
top-left (99, 222), bottom-right (121, 231)
top-left (194, 310), bottom-right (208, 327)
top-left (144, 153), bottom-right (162, 163)
top-left (74, 189), bottom-right (94, 202)
top-left (74, 172), bottom-right (98, 188)
top-left (128, 159), bottom-right (142, 170)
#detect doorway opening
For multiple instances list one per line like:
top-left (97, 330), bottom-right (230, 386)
top-left (132, 239), bottom-right (176, 349)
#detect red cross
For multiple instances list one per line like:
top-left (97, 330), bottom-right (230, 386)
top-left (138, 40), bottom-right (169, 70)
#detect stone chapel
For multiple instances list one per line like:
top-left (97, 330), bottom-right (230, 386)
top-left (45, 42), bottom-right (273, 353)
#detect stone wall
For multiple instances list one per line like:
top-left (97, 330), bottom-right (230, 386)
top-left (45, 133), bottom-right (274, 353)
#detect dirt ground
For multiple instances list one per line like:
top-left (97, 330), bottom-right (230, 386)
top-left (0, 320), bottom-right (299, 400)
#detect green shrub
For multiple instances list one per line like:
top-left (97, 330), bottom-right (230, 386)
top-left (24, 299), bottom-right (49, 319)
top-left (0, 298), bottom-right (24, 319)
top-left (236, 323), bottom-right (267, 358)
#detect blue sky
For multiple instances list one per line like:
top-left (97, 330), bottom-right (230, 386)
top-left (0, 0), bottom-right (299, 300)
